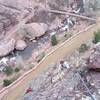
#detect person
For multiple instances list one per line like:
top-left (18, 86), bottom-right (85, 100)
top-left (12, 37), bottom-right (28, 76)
top-left (25, 87), bottom-right (33, 94)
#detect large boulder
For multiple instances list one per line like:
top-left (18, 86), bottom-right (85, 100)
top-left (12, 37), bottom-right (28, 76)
top-left (0, 39), bottom-right (15, 57)
top-left (94, 42), bottom-right (100, 52)
top-left (88, 42), bottom-right (100, 69)
top-left (88, 52), bottom-right (100, 69)
top-left (15, 40), bottom-right (27, 50)
top-left (24, 23), bottom-right (48, 39)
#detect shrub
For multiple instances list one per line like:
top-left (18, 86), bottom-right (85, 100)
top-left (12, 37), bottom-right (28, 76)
top-left (3, 79), bottom-right (12, 87)
top-left (64, 33), bottom-right (67, 37)
top-left (93, 30), bottom-right (100, 43)
top-left (64, 33), bottom-right (72, 39)
top-left (3, 66), bottom-right (13, 76)
top-left (36, 52), bottom-right (45, 62)
top-left (51, 34), bottom-right (58, 46)
top-left (15, 68), bottom-right (20, 72)
top-left (79, 43), bottom-right (89, 53)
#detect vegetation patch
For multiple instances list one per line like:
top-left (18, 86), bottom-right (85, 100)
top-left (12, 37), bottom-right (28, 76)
top-left (36, 52), bottom-right (45, 63)
top-left (3, 79), bottom-right (12, 87)
top-left (15, 67), bottom-right (20, 73)
top-left (51, 34), bottom-right (58, 46)
top-left (93, 30), bottom-right (100, 43)
top-left (79, 43), bottom-right (89, 53)
top-left (3, 66), bottom-right (13, 76)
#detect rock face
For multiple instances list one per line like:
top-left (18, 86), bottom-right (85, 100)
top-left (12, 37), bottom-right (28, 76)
top-left (24, 23), bottom-right (48, 39)
top-left (0, 0), bottom-right (99, 57)
top-left (15, 40), bottom-right (27, 50)
top-left (0, 0), bottom-right (33, 11)
top-left (0, 39), bottom-right (15, 57)
top-left (0, 0), bottom-right (34, 36)
top-left (88, 42), bottom-right (100, 69)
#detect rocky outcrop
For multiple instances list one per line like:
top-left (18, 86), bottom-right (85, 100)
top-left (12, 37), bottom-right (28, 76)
top-left (88, 42), bottom-right (100, 69)
top-left (0, 0), bottom-right (33, 11)
top-left (0, 0), bottom-right (35, 36)
top-left (0, 38), bottom-right (15, 57)
top-left (15, 40), bottom-right (27, 50)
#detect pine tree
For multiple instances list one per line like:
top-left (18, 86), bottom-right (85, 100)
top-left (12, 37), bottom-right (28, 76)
top-left (51, 34), bottom-right (58, 46)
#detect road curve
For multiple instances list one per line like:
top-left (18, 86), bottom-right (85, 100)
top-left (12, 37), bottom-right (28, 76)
top-left (0, 22), bottom-right (100, 100)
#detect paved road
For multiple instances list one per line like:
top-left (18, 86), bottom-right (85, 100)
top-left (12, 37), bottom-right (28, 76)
top-left (0, 21), bottom-right (100, 100)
